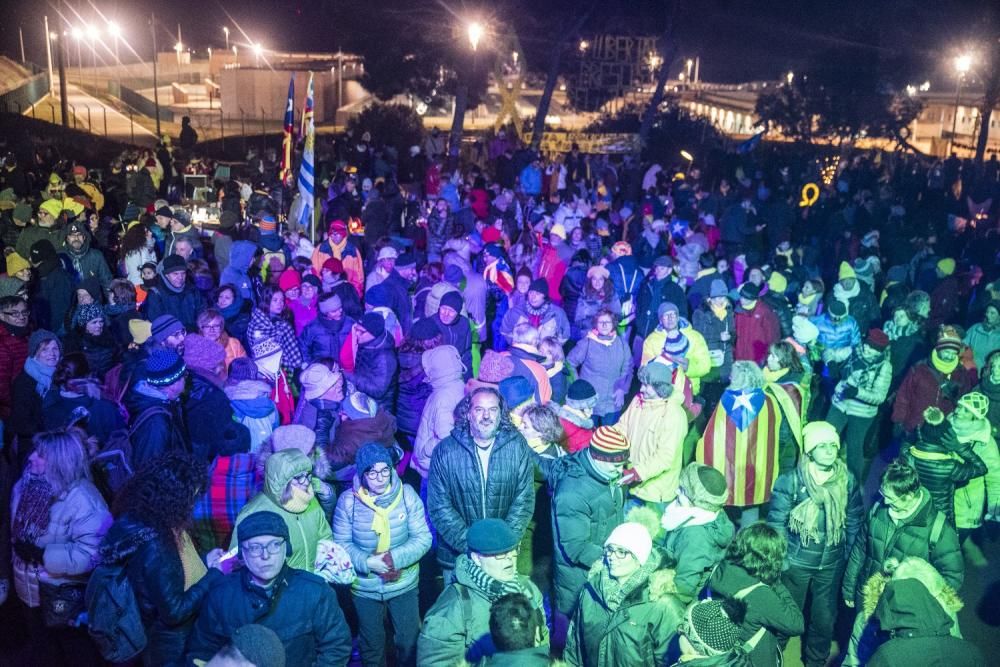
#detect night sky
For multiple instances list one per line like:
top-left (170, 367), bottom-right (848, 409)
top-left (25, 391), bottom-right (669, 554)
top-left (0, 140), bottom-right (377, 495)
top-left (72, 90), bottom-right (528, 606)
top-left (0, 0), bottom-right (990, 85)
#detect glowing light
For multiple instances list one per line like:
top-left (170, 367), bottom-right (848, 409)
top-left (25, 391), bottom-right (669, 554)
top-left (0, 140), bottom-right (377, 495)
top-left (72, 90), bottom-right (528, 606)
top-left (786, 71), bottom-right (794, 85)
top-left (579, 40), bottom-right (590, 52)
top-left (680, 150), bottom-right (694, 162)
top-left (252, 43), bottom-right (263, 56)
top-left (175, 41), bottom-right (183, 52)
top-left (107, 22), bottom-right (121, 38)
top-left (85, 24), bottom-right (99, 41)
top-left (954, 54), bottom-right (972, 74)
top-left (467, 21), bottom-right (483, 51)
top-left (71, 26), bottom-right (83, 40)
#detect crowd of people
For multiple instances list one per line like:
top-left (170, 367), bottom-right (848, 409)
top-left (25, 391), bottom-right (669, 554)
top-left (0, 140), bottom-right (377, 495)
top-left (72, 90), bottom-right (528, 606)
top-left (0, 124), bottom-right (997, 667)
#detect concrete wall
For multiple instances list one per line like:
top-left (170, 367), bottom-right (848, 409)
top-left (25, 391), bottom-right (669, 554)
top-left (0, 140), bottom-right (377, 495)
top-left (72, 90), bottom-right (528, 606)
top-left (219, 69), bottom-right (339, 122)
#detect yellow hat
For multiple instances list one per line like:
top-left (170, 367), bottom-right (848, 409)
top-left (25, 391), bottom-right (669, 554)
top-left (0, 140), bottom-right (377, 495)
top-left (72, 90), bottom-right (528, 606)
top-left (5, 252), bottom-right (30, 276)
top-left (127, 219), bottom-right (144, 232)
top-left (38, 199), bottom-right (63, 218)
top-left (937, 258), bottom-right (956, 277)
top-left (128, 319), bottom-right (152, 345)
top-left (48, 173), bottom-right (62, 185)
top-left (767, 271), bottom-right (788, 294)
top-left (838, 261), bottom-right (855, 280)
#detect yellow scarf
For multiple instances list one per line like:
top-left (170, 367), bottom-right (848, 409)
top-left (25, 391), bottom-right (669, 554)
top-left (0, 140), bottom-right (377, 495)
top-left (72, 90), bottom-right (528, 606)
top-left (330, 237), bottom-right (348, 260)
top-left (356, 486), bottom-right (402, 553)
top-left (931, 350), bottom-right (959, 375)
top-left (283, 485), bottom-right (315, 513)
top-left (798, 292), bottom-right (818, 307)
top-left (710, 302), bottom-right (729, 320)
top-left (174, 529), bottom-right (207, 591)
top-left (763, 366), bottom-right (789, 384)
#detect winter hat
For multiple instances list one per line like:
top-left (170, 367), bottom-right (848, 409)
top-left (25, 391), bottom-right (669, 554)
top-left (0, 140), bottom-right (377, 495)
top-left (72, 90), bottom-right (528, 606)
top-left (444, 264), bottom-right (464, 285)
top-left (28, 329), bottom-right (60, 357)
top-left (155, 205), bottom-right (174, 218)
top-left (685, 599), bottom-right (745, 655)
top-left (355, 442), bottom-right (394, 475)
top-left (739, 282), bottom-right (761, 301)
top-left (477, 349), bottom-right (515, 384)
top-left (935, 328), bottom-right (963, 354)
top-left (865, 328), bottom-right (890, 351)
top-left (957, 391), bottom-right (989, 421)
top-left (439, 290), bottom-right (464, 313)
top-left (328, 219), bottom-right (348, 236)
top-left (319, 293), bottom-right (343, 315)
top-left (341, 390), bottom-right (378, 420)
top-left (767, 271), bottom-right (788, 294)
top-left (236, 511), bottom-right (291, 557)
top-left (150, 314), bottom-right (184, 344)
top-left (12, 202), bottom-right (32, 224)
top-left (182, 334), bottom-right (226, 372)
top-left (886, 265), bottom-right (907, 284)
top-left (481, 227), bottom-right (502, 244)
top-left (548, 223), bottom-right (567, 240)
top-left (566, 379), bottom-right (598, 410)
top-left (228, 357), bottom-right (259, 383)
top-left (661, 330), bottom-right (690, 357)
top-left (300, 362), bottom-right (339, 400)
top-left (611, 241), bottom-right (632, 256)
top-left (72, 303), bottom-right (105, 329)
top-left (528, 278), bottom-right (548, 295)
top-left (5, 252), bottom-right (29, 276)
top-left (827, 299), bottom-right (847, 318)
top-left (679, 463), bottom-right (729, 511)
top-left (409, 317), bottom-right (440, 342)
top-left (792, 315), bottom-right (819, 345)
top-left (128, 319), bottom-right (152, 345)
top-left (271, 424), bottom-right (317, 455)
top-left (278, 268), bottom-right (302, 292)
top-left (657, 301), bottom-right (679, 319)
top-left (322, 257), bottom-right (344, 275)
top-left (0, 276), bottom-right (23, 298)
top-left (467, 518), bottom-right (519, 556)
top-left (709, 279), bottom-right (729, 299)
top-left (604, 522), bottom-right (653, 566)
top-left (653, 255), bottom-right (675, 269)
top-left (29, 239), bottom-right (57, 265)
top-left (38, 199), bottom-right (63, 219)
top-left (360, 312), bottom-right (386, 339)
top-left (802, 421), bottom-right (840, 454)
top-left (144, 348), bottom-right (187, 387)
top-left (376, 245), bottom-right (399, 261)
top-left (230, 625), bottom-right (286, 667)
top-left (396, 253), bottom-right (416, 271)
top-left (499, 376), bottom-right (534, 410)
top-left (639, 361), bottom-right (674, 389)
top-left (838, 261), bottom-right (856, 280)
top-left (589, 426), bottom-right (629, 463)
top-left (365, 284), bottom-right (391, 308)
top-left (162, 254), bottom-right (188, 275)
top-left (586, 265), bottom-right (610, 281)
top-left (854, 257), bottom-right (877, 284)
top-left (936, 257), bottom-right (956, 277)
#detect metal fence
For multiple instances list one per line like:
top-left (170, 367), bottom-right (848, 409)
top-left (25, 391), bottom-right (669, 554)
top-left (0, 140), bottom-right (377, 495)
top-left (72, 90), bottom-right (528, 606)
top-left (0, 72), bottom-right (50, 117)
top-left (117, 84), bottom-right (174, 124)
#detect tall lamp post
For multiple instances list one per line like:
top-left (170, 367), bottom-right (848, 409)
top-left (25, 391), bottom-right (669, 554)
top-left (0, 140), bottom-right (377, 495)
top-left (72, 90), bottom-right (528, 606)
top-left (223, 26), bottom-right (229, 50)
top-left (108, 21), bottom-right (121, 92)
top-left (71, 26), bottom-right (83, 84)
top-left (949, 54), bottom-right (973, 156)
top-left (85, 24), bottom-right (99, 90)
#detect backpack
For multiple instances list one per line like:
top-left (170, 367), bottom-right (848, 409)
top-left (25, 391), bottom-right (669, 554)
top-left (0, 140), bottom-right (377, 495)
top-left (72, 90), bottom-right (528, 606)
top-left (101, 362), bottom-right (133, 423)
top-left (92, 407), bottom-right (169, 503)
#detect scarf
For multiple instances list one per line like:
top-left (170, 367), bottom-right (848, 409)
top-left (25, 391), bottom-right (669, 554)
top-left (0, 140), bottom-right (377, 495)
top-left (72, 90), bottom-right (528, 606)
top-left (888, 488), bottom-right (926, 523)
top-left (788, 459), bottom-right (848, 546)
top-left (586, 330), bottom-right (616, 347)
top-left (798, 292), bottom-right (818, 308)
top-left (355, 481), bottom-right (402, 554)
top-left (884, 319), bottom-right (918, 341)
top-left (833, 279), bottom-right (860, 307)
top-left (710, 302), bottom-right (729, 320)
top-left (283, 484), bottom-right (316, 513)
top-left (13, 475), bottom-right (55, 543)
top-left (463, 555), bottom-right (523, 603)
top-left (950, 414), bottom-right (991, 443)
top-left (23, 357), bottom-right (55, 396)
top-left (524, 301), bottom-right (548, 329)
top-left (174, 529), bottom-right (207, 591)
top-left (660, 500), bottom-right (719, 532)
top-left (931, 350), bottom-right (959, 375)
top-left (763, 366), bottom-right (789, 384)
top-left (559, 405), bottom-right (594, 430)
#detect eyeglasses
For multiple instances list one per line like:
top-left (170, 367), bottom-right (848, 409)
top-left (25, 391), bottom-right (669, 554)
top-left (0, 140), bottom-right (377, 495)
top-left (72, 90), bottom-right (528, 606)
top-left (489, 549), bottom-right (519, 562)
top-left (604, 546), bottom-right (635, 561)
top-left (242, 539), bottom-right (285, 558)
top-left (2, 309), bottom-right (28, 318)
top-left (291, 472), bottom-right (313, 486)
top-left (365, 467), bottom-right (392, 480)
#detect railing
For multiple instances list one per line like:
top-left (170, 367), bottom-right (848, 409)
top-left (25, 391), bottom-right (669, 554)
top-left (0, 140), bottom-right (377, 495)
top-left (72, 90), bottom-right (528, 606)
top-left (117, 84), bottom-right (174, 123)
top-left (0, 71), bottom-right (50, 115)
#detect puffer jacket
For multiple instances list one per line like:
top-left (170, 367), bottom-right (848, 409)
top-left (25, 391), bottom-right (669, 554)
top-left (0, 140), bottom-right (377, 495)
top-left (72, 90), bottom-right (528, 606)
top-left (615, 394), bottom-right (689, 504)
top-left (660, 509), bottom-right (735, 602)
top-left (766, 466), bottom-right (863, 570)
top-left (831, 350), bottom-right (893, 419)
top-left (549, 451), bottom-right (625, 615)
top-left (903, 423), bottom-right (987, 525)
top-left (640, 320), bottom-right (711, 394)
top-left (11, 478), bottom-right (111, 607)
top-left (707, 561), bottom-right (805, 667)
top-left (418, 553), bottom-right (547, 666)
top-left (413, 345), bottom-right (466, 478)
top-left (692, 303), bottom-right (735, 381)
top-left (395, 342), bottom-right (434, 436)
top-left (0, 322), bottom-right (29, 420)
top-left (567, 332), bottom-right (633, 417)
top-left (143, 276), bottom-right (204, 331)
top-left (566, 550), bottom-right (686, 667)
top-left (500, 301), bottom-right (572, 344)
top-left (229, 450), bottom-right (334, 574)
top-left (842, 488), bottom-right (963, 603)
top-left (761, 291), bottom-right (794, 337)
top-left (953, 419), bottom-right (1000, 530)
top-left (301, 315), bottom-right (354, 364)
top-left (100, 516), bottom-right (222, 667)
top-left (218, 240), bottom-right (257, 300)
top-left (346, 331), bottom-right (397, 415)
top-left (811, 312), bottom-right (861, 361)
top-left (427, 424), bottom-right (536, 569)
top-left (332, 473), bottom-right (431, 600)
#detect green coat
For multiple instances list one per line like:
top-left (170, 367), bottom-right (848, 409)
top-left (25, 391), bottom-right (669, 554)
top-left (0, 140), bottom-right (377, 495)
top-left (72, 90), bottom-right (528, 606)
top-left (230, 449), bottom-right (333, 574)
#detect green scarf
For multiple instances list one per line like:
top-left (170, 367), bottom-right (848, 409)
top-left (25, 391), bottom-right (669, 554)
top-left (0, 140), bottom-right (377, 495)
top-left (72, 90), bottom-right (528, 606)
top-left (931, 350), bottom-right (959, 375)
top-left (463, 555), bottom-right (524, 603)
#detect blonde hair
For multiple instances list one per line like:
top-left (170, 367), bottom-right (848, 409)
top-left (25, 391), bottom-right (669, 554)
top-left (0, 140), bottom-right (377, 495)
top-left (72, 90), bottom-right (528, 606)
top-left (34, 430), bottom-right (91, 496)
top-left (538, 336), bottom-right (564, 363)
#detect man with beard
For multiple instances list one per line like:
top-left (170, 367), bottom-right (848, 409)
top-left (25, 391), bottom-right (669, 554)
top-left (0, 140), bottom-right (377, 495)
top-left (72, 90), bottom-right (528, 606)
top-left (427, 388), bottom-right (535, 585)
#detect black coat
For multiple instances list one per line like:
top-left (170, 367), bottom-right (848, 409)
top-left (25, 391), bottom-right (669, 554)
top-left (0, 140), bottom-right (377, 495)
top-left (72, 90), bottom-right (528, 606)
top-left (183, 371), bottom-right (248, 462)
top-left (636, 276), bottom-right (687, 339)
top-left (301, 316), bottom-right (353, 364)
top-left (124, 386), bottom-right (190, 468)
top-left (32, 260), bottom-right (73, 334)
top-left (186, 565), bottom-right (352, 667)
top-left (8, 371), bottom-right (45, 441)
top-left (144, 277), bottom-right (205, 331)
top-left (346, 332), bottom-right (397, 415)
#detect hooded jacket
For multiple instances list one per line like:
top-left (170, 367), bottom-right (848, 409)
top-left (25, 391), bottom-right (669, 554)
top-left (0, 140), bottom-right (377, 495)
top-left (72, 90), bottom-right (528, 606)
top-left (953, 416), bottom-right (1000, 530)
top-left (640, 320), bottom-right (711, 394)
top-left (413, 345), bottom-right (466, 478)
top-left (61, 225), bottom-right (112, 285)
top-left (566, 550), bottom-right (686, 667)
top-left (331, 472), bottom-right (431, 600)
top-left (549, 450), bottom-right (625, 614)
top-left (229, 450), bottom-right (334, 574)
top-left (225, 379), bottom-right (279, 454)
top-left (346, 330), bottom-right (398, 415)
top-left (616, 394), bottom-right (689, 504)
top-left (660, 508), bottom-right (735, 602)
top-left (219, 240), bottom-right (257, 300)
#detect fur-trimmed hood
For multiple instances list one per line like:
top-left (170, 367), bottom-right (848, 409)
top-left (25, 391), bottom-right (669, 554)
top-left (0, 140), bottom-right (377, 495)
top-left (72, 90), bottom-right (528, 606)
top-left (585, 547), bottom-right (680, 606)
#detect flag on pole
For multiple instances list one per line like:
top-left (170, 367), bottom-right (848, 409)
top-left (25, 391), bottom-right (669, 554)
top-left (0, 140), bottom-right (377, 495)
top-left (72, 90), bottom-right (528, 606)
top-left (297, 73), bottom-right (315, 238)
top-left (280, 76), bottom-right (295, 187)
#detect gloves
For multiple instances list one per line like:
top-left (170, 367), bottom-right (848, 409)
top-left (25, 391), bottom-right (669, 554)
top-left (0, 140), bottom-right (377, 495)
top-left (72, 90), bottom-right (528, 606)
top-left (618, 468), bottom-right (641, 486)
top-left (841, 385), bottom-right (859, 400)
top-left (13, 540), bottom-right (45, 565)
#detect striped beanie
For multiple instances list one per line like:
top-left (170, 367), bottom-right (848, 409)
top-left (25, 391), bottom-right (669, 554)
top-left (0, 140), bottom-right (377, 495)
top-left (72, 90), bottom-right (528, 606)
top-left (935, 328), bottom-right (963, 354)
top-left (258, 214), bottom-right (278, 234)
top-left (589, 426), bottom-right (629, 462)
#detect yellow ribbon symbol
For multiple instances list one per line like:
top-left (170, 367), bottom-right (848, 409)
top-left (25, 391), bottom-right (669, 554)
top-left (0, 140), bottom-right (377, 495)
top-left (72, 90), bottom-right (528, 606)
top-left (799, 183), bottom-right (819, 208)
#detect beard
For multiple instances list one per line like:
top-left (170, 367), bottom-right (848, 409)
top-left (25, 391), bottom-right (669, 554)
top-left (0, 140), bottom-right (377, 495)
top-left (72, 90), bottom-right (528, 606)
top-left (471, 417), bottom-right (499, 442)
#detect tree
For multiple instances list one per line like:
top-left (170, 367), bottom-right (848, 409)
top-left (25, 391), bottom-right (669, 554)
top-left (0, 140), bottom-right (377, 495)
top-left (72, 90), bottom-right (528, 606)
top-left (346, 103), bottom-right (425, 159)
top-left (972, 8), bottom-right (1000, 167)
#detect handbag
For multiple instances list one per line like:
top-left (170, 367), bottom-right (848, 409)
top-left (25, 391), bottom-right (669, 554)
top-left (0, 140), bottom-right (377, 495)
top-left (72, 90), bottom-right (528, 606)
top-left (39, 581), bottom-right (87, 628)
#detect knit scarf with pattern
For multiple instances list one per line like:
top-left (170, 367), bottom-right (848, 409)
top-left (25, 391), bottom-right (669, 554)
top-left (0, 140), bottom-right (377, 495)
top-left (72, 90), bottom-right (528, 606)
top-left (524, 301), bottom-right (549, 328)
top-left (13, 475), bottom-right (54, 543)
top-left (463, 555), bottom-right (524, 603)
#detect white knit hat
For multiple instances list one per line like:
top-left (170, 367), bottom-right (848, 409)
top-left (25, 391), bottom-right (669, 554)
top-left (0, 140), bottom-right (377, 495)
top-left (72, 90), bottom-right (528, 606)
top-left (605, 522), bottom-right (653, 565)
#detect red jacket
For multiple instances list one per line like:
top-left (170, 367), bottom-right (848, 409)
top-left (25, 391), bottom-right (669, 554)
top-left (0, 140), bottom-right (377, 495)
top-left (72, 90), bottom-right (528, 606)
top-left (536, 245), bottom-right (567, 305)
top-left (891, 360), bottom-right (978, 432)
top-left (733, 301), bottom-right (781, 366)
top-left (560, 417), bottom-right (594, 454)
top-left (0, 324), bottom-right (29, 420)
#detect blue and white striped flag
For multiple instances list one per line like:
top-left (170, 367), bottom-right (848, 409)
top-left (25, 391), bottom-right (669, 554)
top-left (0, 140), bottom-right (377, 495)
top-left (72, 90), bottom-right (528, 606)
top-left (297, 72), bottom-right (315, 236)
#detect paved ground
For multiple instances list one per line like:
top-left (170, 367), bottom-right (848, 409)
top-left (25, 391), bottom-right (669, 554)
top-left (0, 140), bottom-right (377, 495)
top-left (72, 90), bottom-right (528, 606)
top-left (28, 85), bottom-right (157, 147)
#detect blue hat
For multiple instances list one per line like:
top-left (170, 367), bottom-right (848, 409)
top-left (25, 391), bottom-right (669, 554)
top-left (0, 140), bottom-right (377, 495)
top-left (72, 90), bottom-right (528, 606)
top-left (355, 442), bottom-right (394, 476)
top-left (144, 348), bottom-right (187, 387)
top-left (467, 518), bottom-right (519, 556)
top-left (499, 376), bottom-right (533, 409)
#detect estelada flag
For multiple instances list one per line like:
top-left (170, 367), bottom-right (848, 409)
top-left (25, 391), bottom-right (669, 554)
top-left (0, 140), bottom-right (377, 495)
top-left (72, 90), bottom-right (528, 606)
top-left (696, 387), bottom-right (784, 507)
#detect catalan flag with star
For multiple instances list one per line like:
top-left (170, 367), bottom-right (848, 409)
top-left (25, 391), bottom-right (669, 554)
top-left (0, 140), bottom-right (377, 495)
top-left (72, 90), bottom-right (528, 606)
top-left (696, 385), bottom-right (785, 507)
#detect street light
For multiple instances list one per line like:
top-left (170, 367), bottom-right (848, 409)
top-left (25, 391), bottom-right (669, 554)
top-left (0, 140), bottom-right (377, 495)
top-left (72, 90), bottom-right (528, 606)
top-left (579, 39), bottom-right (590, 53)
top-left (680, 150), bottom-right (694, 172)
top-left (70, 26), bottom-right (83, 85)
top-left (786, 71), bottom-right (794, 85)
top-left (467, 21), bottom-right (483, 51)
top-left (223, 26), bottom-right (229, 50)
top-left (949, 53), bottom-right (974, 156)
top-left (107, 21), bottom-right (121, 91)
top-left (253, 42), bottom-right (263, 67)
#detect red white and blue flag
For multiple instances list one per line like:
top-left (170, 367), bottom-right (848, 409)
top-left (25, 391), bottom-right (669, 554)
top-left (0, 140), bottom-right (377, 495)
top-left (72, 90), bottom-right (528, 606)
top-left (280, 76), bottom-right (294, 187)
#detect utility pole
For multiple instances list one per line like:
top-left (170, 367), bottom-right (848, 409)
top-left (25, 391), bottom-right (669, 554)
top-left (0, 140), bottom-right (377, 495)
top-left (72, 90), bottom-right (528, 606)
top-left (18, 26), bottom-right (26, 63)
top-left (56, 3), bottom-right (69, 126)
top-left (44, 16), bottom-right (54, 95)
top-left (151, 12), bottom-right (161, 137)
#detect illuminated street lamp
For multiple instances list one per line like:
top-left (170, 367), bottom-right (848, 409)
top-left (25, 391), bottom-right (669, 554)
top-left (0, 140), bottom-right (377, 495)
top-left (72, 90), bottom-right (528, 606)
top-left (70, 26), bottom-right (83, 84)
top-left (223, 26), bottom-right (230, 50)
top-left (467, 21), bottom-right (483, 51)
top-left (579, 39), bottom-right (589, 53)
top-left (949, 53), bottom-right (974, 155)
top-left (680, 150), bottom-right (694, 173)
top-left (786, 71), bottom-right (794, 85)
top-left (253, 42), bottom-right (263, 67)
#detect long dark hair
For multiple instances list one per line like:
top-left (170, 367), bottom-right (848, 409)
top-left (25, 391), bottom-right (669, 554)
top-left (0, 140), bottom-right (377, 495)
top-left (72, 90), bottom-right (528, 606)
top-left (112, 452), bottom-right (207, 534)
top-left (119, 223), bottom-right (150, 257)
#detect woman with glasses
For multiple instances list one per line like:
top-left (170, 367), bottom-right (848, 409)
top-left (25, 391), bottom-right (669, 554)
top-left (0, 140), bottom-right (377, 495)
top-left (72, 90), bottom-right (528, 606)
top-left (231, 448), bottom-right (332, 575)
top-left (565, 521), bottom-right (684, 667)
top-left (333, 443), bottom-right (431, 667)
top-left (567, 308), bottom-right (633, 426)
top-left (197, 307), bottom-right (246, 371)
top-left (0, 294), bottom-right (32, 424)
